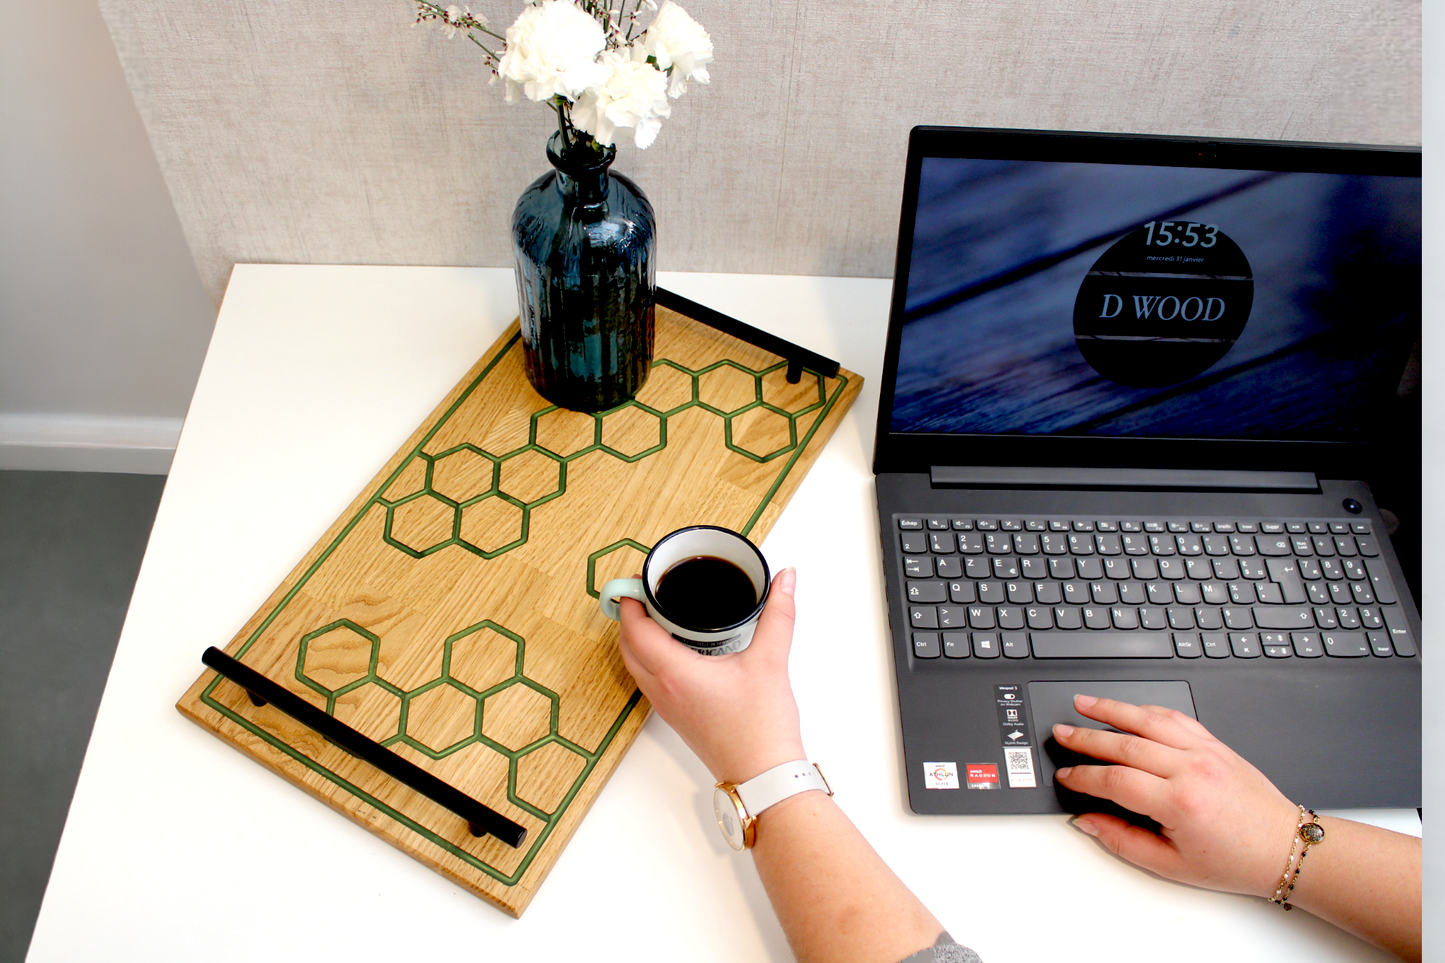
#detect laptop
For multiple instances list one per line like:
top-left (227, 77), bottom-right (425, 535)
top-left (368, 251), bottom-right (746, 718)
top-left (872, 126), bottom-right (1421, 816)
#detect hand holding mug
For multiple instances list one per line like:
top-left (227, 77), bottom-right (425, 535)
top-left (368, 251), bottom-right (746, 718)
top-left (615, 564), bottom-right (805, 786)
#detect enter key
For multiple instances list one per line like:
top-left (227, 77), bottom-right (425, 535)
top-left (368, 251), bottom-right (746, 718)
top-left (1265, 557), bottom-right (1308, 604)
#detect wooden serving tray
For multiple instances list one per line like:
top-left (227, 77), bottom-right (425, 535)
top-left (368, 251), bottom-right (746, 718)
top-left (177, 300), bottom-right (861, 916)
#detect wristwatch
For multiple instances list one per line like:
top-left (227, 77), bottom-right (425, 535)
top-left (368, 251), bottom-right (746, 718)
top-left (713, 760), bottom-right (832, 851)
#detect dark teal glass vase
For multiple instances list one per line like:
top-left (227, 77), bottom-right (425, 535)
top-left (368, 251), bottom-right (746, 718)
top-left (512, 131), bottom-right (656, 412)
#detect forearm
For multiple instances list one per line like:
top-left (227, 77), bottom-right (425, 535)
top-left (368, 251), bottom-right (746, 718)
top-left (749, 791), bottom-right (944, 963)
top-left (1285, 817), bottom-right (1421, 962)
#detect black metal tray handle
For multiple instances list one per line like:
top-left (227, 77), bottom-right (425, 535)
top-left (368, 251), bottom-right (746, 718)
top-left (201, 647), bottom-right (527, 848)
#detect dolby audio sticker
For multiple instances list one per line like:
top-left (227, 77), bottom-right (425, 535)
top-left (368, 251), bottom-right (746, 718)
top-left (1073, 220), bottom-right (1254, 388)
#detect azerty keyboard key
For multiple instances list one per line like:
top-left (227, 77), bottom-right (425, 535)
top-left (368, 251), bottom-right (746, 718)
top-left (1173, 632), bottom-right (1203, 657)
top-left (1251, 607), bottom-right (1316, 630)
top-left (937, 606), bottom-right (966, 629)
top-left (1363, 558), bottom-right (1396, 603)
top-left (1367, 631), bottom-right (1394, 657)
top-left (943, 632), bottom-right (970, 658)
top-left (912, 632), bottom-right (941, 659)
top-left (1020, 557), bottom-right (1049, 579)
top-left (1001, 632), bottom-right (1030, 657)
top-left (972, 632), bottom-right (1001, 658)
top-left (1256, 534), bottom-right (1291, 556)
top-left (901, 532), bottom-right (928, 554)
top-left (1322, 631), bottom-right (1369, 657)
top-left (993, 557), bottom-right (1020, 579)
top-left (1229, 633), bottom-right (1261, 658)
top-left (1202, 632), bottom-right (1230, 657)
top-left (936, 557), bottom-right (962, 579)
top-left (1195, 606), bottom-right (1224, 629)
top-left (931, 532), bottom-right (956, 553)
top-left (1382, 606), bottom-right (1417, 656)
top-left (906, 580), bottom-right (947, 603)
top-left (1030, 632), bottom-right (1173, 658)
top-left (898, 517), bottom-right (923, 530)
top-left (1291, 632), bottom-right (1323, 657)
top-left (904, 556), bottom-right (932, 578)
top-left (948, 581), bottom-right (975, 604)
top-left (1240, 558), bottom-right (1268, 580)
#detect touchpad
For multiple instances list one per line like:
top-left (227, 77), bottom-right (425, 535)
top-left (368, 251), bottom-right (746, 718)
top-left (1027, 681), bottom-right (1196, 787)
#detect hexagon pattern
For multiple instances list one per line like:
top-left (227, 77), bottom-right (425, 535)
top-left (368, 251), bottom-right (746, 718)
top-left (284, 357), bottom-right (837, 827)
top-left (374, 357), bottom-right (827, 564)
top-left (289, 617), bottom-right (594, 822)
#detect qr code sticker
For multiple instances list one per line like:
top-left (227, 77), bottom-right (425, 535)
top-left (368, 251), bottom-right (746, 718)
top-left (1004, 747), bottom-right (1036, 789)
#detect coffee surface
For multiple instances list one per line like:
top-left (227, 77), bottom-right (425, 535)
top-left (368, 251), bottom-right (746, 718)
top-left (655, 556), bottom-right (758, 628)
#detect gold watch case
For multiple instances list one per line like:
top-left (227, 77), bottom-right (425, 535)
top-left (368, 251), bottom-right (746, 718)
top-left (712, 784), bottom-right (753, 851)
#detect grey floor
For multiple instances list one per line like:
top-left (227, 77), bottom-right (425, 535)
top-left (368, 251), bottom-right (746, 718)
top-left (0, 471), bottom-right (165, 963)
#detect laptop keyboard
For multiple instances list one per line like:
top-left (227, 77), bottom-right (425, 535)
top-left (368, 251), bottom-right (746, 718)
top-left (896, 516), bottom-right (1417, 662)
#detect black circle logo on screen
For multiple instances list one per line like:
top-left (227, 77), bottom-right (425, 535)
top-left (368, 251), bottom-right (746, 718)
top-left (1072, 221), bottom-right (1253, 388)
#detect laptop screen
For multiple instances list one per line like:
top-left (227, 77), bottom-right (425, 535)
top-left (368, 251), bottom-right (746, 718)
top-left (888, 154), bottom-right (1420, 444)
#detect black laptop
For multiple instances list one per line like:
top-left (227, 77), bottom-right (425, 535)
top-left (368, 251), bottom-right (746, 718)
top-left (872, 126), bottom-right (1421, 815)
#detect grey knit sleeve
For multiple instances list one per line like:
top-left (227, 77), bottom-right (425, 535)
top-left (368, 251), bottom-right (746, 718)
top-left (896, 931), bottom-right (983, 963)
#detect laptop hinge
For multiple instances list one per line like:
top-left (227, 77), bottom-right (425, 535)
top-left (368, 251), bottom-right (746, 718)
top-left (930, 466), bottom-right (1319, 492)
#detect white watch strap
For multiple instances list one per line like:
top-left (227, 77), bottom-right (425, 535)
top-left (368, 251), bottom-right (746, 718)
top-left (735, 760), bottom-right (830, 818)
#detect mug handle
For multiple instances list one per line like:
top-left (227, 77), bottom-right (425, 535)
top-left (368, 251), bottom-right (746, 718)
top-left (599, 578), bottom-right (647, 621)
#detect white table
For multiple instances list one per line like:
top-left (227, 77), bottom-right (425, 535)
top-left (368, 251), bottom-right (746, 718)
top-left (28, 266), bottom-right (1418, 962)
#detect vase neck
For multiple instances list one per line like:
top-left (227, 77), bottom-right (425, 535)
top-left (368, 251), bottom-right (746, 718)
top-left (547, 131), bottom-right (615, 208)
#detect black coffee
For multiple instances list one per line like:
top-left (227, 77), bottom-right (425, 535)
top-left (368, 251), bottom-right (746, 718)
top-left (655, 556), bottom-right (759, 628)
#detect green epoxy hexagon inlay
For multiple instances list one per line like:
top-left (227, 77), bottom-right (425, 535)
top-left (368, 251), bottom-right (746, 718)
top-left (199, 332), bottom-right (850, 889)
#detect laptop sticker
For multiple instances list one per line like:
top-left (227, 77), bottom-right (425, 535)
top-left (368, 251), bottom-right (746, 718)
top-left (923, 762), bottom-right (960, 789)
top-left (964, 764), bottom-right (999, 790)
top-left (995, 684), bottom-right (1037, 788)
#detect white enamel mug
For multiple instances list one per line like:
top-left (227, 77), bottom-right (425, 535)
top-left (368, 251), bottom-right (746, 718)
top-left (599, 526), bottom-right (771, 656)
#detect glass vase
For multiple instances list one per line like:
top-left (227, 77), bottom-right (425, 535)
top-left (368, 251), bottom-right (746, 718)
top-left (512, 130), bottom-right (656, 412)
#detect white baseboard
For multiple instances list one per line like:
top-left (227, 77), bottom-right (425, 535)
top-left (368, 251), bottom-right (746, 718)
top-left (0, 413), bottom-right (182, 474)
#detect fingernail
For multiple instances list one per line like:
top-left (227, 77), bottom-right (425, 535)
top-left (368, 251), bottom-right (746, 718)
top-left (1072, 816), bottom-right (1099, 837)
top-left (1074, 693), bottom-right (1097, 709)
top-left (776, 567), bottom-right (796, 597)
top-left (1055, 766), bottom-right (1073, 779)
top-left (1053, 723), bottom-right (1075, 738)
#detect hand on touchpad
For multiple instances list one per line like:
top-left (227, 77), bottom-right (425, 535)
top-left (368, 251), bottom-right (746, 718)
top-left (1029, 681), bottom-right (1196, 829)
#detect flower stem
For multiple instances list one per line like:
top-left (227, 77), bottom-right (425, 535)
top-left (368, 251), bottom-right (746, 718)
top-left (466, 34), bottom-right (499, 62)
top-left (553, 98), bottom-right (573, 148)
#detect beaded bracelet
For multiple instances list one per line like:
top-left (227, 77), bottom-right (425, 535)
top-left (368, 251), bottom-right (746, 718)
top-left (1269, 806), bottom-right (1325, 910)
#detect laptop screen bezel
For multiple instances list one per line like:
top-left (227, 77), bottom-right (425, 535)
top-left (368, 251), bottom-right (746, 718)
top-left (871, 126), bottom-right (1422, 477)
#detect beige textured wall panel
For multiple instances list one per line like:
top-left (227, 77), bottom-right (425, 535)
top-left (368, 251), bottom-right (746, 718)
top-left (100, 0), bottom-right (1420, 306)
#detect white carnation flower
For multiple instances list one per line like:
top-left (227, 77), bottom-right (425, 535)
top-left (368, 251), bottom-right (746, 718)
top-left (571, 50), bottom-right (671, 149)
top-left (640, 1), bottom-right (713, 98)
top-left (497, 0), bottom-right (609, 104)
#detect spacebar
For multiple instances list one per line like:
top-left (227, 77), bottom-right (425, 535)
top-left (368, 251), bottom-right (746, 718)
top-left (1031, 632), bottom-right (1174, 658)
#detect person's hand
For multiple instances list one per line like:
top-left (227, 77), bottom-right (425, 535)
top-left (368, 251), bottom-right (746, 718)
top-left (1053, 695), bottom-right (1302, 898)
top-left (617, 567), bottom-right (805, 785)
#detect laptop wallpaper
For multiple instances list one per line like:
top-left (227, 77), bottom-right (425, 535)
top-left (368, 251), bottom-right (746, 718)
top-left (889, 158), bottom-right (1420, 441)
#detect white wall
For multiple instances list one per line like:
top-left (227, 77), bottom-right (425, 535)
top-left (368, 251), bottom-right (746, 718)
top-left (0, 0), bottom-right (215, 473)
top-left (101, 0), bottom-right (1419, 307)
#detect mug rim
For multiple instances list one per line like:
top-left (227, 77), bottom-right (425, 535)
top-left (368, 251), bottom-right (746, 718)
top-left (642, 525), bottom-right (771, 634)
